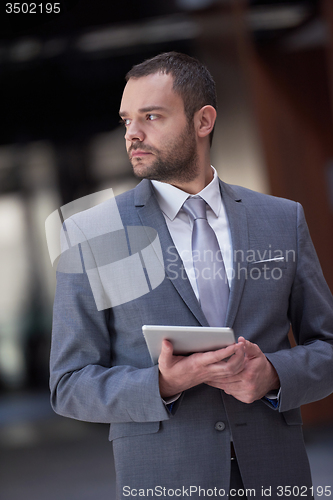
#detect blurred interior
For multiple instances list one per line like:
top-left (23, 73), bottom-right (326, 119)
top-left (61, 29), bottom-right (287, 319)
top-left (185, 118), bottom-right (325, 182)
top-left (0, 0), bottom-right (332, 498)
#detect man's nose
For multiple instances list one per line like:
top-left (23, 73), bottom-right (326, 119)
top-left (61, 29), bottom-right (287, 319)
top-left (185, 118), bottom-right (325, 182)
top-left (125, 121), bottom-right (145, 142)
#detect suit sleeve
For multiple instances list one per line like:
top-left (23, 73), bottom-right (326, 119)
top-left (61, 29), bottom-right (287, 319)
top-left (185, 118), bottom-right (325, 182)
top-left (49, 220), bottom-right (170, 424)
top-left (265, 203), bottom-right (333, 412)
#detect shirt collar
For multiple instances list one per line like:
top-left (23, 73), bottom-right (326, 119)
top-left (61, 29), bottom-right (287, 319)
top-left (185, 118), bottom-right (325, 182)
top-left (151, 167), bottom-right (221, 221)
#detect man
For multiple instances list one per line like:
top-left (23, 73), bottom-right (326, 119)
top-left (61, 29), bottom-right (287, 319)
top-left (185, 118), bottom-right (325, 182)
top-left (50, 52), bottom-right (333, 499)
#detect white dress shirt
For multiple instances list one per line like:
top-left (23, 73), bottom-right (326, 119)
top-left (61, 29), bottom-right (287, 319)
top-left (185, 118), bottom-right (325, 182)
top-left (152, 168), bottom-right (280, 406)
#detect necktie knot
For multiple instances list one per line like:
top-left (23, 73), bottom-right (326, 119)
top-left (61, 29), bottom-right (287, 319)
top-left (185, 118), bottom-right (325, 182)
top-left (182, 197), bottom-right (207, 221)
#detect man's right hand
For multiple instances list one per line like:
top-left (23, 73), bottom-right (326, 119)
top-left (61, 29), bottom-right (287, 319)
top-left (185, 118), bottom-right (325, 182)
top-left (158, 339), bottom-right (246, 399)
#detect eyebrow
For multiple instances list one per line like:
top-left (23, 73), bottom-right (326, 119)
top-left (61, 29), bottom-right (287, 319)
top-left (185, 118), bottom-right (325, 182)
top-left (119, 106), bottom-right (168, 117)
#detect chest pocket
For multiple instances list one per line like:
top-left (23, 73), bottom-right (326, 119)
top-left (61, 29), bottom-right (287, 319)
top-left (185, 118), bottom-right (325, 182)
top-left (248, 258), bottom-right (287, 279)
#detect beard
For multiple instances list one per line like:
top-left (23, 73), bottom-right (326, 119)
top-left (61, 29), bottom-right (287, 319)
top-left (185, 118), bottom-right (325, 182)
top-left (129, 121), bottom-right (199, 184)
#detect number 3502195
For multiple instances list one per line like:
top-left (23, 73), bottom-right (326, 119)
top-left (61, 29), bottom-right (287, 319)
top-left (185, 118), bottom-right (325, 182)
top-left (6, 3), bottom-right (61, 14)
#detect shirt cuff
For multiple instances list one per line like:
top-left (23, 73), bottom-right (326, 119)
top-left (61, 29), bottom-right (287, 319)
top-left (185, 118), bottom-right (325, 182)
top-left (162, 393), bottom-right (182, 413)
top-left (265, 388), bottom-right (281, 399)
top-left (162, 393), bottom-right (182, 405)
top-left (263, 388), bottom-right (281, 409)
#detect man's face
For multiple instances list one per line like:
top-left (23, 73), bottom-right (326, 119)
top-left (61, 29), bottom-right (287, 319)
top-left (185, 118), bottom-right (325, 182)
top-left (119, 72), bottom-right (199, 184)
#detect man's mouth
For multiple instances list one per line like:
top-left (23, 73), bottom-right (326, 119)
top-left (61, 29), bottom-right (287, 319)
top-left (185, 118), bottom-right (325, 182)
top-left (131, 150), bottom-right (152, 157)
top-left (129, 148), bottom-right (154, 160)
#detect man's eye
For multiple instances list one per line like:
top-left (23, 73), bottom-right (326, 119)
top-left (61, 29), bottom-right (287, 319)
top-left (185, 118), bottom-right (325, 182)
top-left (147, 114), bottom-right (158, 121)
top-left (120, 119), bottom-right (131, 127)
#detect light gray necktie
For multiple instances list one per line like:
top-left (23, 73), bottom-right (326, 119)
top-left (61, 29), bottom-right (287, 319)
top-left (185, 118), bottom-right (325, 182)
top-left (182, 197), bottom-right (229, 327)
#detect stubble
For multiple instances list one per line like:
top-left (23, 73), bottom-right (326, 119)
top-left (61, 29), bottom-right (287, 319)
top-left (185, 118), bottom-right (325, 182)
top-left (130, 122), bottom-right (199, 185)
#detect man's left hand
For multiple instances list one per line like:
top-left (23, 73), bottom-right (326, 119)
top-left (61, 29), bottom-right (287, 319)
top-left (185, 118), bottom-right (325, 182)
top-left (205, 337), bottom-right (280, 404)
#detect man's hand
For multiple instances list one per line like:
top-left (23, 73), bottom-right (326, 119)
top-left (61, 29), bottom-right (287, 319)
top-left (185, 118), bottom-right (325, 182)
top-left (158, 339), bottom-right (246, 399)
top-left (205, 337), bottom-right (280, 403)
top-left (158, 336), bottom-right (280, 403)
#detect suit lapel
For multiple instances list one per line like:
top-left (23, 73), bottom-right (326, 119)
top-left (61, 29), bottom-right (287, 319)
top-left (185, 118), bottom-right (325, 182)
top-left (134, 180), bottom-right (208, 326)
top-left (133, 179), bottom-right (249, 329)
top-left (219, 180), bottom-right (249, 329)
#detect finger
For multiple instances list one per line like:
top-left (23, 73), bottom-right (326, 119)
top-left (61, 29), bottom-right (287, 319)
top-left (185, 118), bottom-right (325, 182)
top-left (212, 354), bottom-right (245, 377)
top-left (216, 373), bottom-right (243, 385)
top-left (199, 342), bottom-right (243, 365)
top-left (203, 347), bottom-right (246, 380)
top-left (205, 378), bottom-right (242, 391)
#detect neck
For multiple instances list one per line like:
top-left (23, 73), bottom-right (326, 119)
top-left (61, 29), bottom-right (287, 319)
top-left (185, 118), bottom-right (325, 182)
top-left (170, 164), bottom-right (213, 194)
top-left (171, 146), bottom-right (213, 194)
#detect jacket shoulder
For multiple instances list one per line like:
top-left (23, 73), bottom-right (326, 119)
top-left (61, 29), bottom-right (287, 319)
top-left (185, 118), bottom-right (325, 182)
top-left (65, 185), bottom-right (137, 230)
top-left (226, 183), bottom-right (298, 211)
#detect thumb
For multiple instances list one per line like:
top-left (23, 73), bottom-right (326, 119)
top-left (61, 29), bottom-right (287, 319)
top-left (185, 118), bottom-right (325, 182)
top-left (241, 338), bottom-right (261, 358)
top-left (158, 339), bottom-right (174, 366)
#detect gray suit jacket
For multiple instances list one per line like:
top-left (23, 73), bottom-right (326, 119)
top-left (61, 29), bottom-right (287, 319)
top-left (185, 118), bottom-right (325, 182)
top-left (50, 179), bottom-right (333, 499)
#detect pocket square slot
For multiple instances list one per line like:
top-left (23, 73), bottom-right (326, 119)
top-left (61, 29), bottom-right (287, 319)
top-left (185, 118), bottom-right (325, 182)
top-left (252, 257), bottom-right (285, 264)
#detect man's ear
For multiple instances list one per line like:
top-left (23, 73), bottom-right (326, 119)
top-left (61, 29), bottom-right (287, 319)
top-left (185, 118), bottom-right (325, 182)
top-left (195, 105), bottom-right (217, 139)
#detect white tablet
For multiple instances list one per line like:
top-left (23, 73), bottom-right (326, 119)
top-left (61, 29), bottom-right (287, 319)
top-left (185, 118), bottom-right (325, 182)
top-left (142, 325), bottom-right (235, 364)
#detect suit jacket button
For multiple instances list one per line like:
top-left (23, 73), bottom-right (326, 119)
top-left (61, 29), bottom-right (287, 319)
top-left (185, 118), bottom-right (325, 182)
top-left (215, 421), bottom-right (226, 431)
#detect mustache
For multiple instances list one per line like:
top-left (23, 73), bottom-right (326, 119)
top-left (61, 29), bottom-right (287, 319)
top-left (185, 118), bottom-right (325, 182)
top-left (128, 143), bottom-right (157, 155)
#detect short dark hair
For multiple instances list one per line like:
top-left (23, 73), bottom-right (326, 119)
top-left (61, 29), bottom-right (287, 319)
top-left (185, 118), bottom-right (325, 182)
top-left (126, 52), bottom-right (217, 145)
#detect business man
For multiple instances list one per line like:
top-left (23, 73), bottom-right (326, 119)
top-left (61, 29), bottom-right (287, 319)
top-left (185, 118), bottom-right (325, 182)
top-left (50, 52), bottom-right (333, 499)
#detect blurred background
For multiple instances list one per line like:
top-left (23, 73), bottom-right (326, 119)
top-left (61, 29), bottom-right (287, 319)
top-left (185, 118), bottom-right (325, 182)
top-left (0, 0), bottom-right (333, 498)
